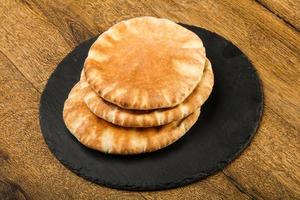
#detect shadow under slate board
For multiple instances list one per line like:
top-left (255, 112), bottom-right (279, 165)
top-left (39, 24), bottom-right (263, 191)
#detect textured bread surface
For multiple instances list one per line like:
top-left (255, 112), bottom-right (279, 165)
top-left (82, 59), bottom-right (213, 127)
top-left (63, 81), bottom-right (200, 154)
top-left (84, 16), bottom-right (206, 110)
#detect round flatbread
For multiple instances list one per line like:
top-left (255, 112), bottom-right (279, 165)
top-left (84, 16), bottom-right (206, 110)
top-left (82, 59), bottom-right (213, 127)
top-left (63, 81), bottom-right (200, 154)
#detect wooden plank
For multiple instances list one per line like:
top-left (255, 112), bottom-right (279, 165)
top-left (0, 0), bottom-right (73, 92)
top-left (21, 0), bottom-right (99, 45)
top-left (0, 52), bottom-right (145, 199)
top-left (225, 106), bottom-right (300, 199)
top-left (256, 0), bottom-right (300, 31)
top-left (141, 173), bottom-right (250, 200)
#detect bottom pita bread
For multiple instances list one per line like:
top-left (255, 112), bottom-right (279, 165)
top-left (63, 81), bottom-right (200, 154)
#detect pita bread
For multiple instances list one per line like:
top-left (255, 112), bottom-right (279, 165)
top-left (84, 16), bottom-right (206, 110)
top-left (82, 59), bottom-right (213, 127)
top-left (63, 81), bottom-right (200, 154)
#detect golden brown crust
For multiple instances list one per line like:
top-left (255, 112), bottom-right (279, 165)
top-left (84, 16), bottom-right (206, 110)
top-left (83, 59), bottom-right (213, 127)
top-left (63, 81), bottom-right (200, 154)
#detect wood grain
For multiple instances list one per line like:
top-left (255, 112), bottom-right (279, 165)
top-left (0, 0), bottom-right (71, 92)
top-left (0, 0), bottom-right (299, 199)
top-left (256, 0), bottom-right (300, 31)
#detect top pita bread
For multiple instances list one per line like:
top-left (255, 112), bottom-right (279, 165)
top-left (63, 81), bottom-right (200, 154)
top-left (82, 59), bottom-right (213, 127)
top-left (84, 16), bottom-right (206, 110)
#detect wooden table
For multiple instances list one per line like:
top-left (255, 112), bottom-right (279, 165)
top-left (0, 0), bottom-right (299, 199)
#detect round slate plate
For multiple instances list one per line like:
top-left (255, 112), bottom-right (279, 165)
top-left (39, 24), bottom-right (263, 191)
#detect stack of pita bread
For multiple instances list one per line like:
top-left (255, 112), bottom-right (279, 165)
top-left (63, 17), bottom-right (214, 154)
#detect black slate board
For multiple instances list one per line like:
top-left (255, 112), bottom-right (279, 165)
top-left (39, 24), bottom-right (263, 191)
